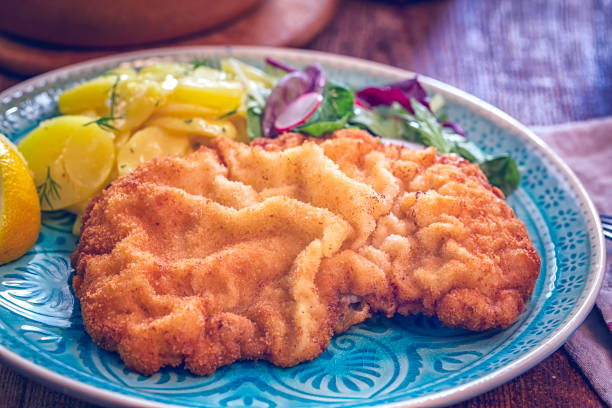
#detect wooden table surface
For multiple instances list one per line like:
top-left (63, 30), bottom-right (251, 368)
top-left (0, 0), bottom-right (609, 407)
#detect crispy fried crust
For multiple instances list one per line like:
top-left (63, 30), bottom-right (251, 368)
top-left (72, 130), bottom-right (540, 375)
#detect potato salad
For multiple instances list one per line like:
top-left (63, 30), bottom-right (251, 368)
top-left (18, 59), bottom-right (274, 233)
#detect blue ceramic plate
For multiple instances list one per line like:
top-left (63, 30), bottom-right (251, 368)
top-left (0, 47), bottom-right (606, 407)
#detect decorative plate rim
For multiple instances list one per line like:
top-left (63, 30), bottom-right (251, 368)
top-left (0, 45), bottom-right (606, 408)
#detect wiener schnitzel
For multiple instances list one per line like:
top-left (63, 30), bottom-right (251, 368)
top-left (72, 130), bottom-right (540, 375)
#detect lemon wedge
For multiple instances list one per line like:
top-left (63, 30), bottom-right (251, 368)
top-left (0, 134), bottom-right (41, 265)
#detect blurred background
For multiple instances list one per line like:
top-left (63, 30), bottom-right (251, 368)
top-left (0, 0), bottom-right (610, 128)
top-left (0, 0), bottom-right (610, 407)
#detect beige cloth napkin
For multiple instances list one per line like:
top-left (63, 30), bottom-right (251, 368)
top-left (534, 117), bottom-right (612, 406)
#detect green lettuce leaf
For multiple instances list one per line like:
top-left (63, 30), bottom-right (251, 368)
top-left (296, 83), bottom-right (354, 137)
top-left (246, 94), bottom-right (264, 140)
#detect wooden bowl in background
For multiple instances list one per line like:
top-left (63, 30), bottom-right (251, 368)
top-left (0, 0), bottom-right (262, 48)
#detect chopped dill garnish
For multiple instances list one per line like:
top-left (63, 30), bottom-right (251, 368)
top-left (217, 109), bottom-right (238, 120)
top-left (184, 118), bottom-right (193, 124)
top-left (37, 167), bottom-right (61, 209)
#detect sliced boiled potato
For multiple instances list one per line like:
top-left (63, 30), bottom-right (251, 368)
top-left (139, 65), bottom-right (185, 93)
top-left (153, 103), bottom-right (222, 119)
top-left (59, 68), bottom-right (139, 117)
top-left (58, 68), bottom-right (137, 116)
top-left (59, 76), bottom-right (118, 115)
top-left (72, 109), bottom-right (98, 118)
top-left (64, 190), bottom-right (95, 236)
top-left (62, 125), bottom-right (115, 188)
top-left (147, 116), bottom-right (237, 141)
top-left (117, 126), bottom-right (191, 176)
top-left (113, 78), bottom-right (165, 132)
top-left (21, 62), bottom-right (265, 216)
top-left (140, 63), bottom-right (189, 81)
top-left (192, 66), bottom-right (229, 81)
top-left (228, 116), bottom-right (250, 144)
top-left (64, 198), bottom-right (91, 216)
top-left (18, 115), bottom-right (115, 210)
top-left (19, 116), bottom-right (93, 179)
top-left (170, 77), bottom-right (243, 110)
top-left (65, 156), bottom-right (118, 216)
top-left (234, 92), bottom-right (248, 119)
top-left (140, 62), bottom-right (229, 82)
top-left (114, 131), bottom-right (131, 149)
top-left (72, 214), bottom-right (84, 236)
top-left (37, 161), bottom-right (89, 211)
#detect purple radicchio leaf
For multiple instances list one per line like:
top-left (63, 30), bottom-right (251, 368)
top-left (441, 121), bottom-right (466, 137)
top-left (356, 77), bottom-right (429, 113)
top-left (262, 63), bottom-right (326, 138)
top-left (264, 57), bottom-right (296, 73)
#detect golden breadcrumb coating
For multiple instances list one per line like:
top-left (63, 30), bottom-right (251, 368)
top-left (72, 130), bottom-right (540, 375)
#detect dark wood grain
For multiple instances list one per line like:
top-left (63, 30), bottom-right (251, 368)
top-left (0, 0), bottom-right (610, 407)
top-left (0, 68), bottom-right (20, 92)
top-left (311, 0), bottom-right (612, 126)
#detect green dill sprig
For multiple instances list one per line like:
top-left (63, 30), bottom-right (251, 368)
top-left (37, 167), bottom-right (61, 209)
top-left (84, 116), bottom-right (120, 131)
top-left (83, 74), bottom-right (122, 132)
top-left (217, 109), bottom-right (238, 120)
top-left (108, 74), bottom-right (120, 117)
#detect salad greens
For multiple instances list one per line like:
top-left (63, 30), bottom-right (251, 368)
top-left (295, 83), bottom-right (354, 136)
top-left (245, 58), bottom-right (520, 196)
top-left (351, 99), bottom-right (520, 195)
top-left (261, 63), bottom-right (326, 138)
top-left (356, 78), bottom-right (429, 113)
top-left (246, 94), bottom-right (265, 140)
top-left (479, 155), bottom-right (521, 196)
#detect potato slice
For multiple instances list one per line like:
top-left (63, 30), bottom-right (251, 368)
top-left (147, 116), bottom-right (237, 141)
top-left (170, 77), bottom-right (243, 111)
top-left (62, 125), bottom-right (115, 188)
top-left (59, 76), bottom-right (118, 115)
top-left (140, 63), bottom-right (189, 81)
top-left (152, 103), bottom-right (222, 119)
top-left (117, 126), bottom-right (191, 176)
top-left (58, 68), bottom-right (136, 115)
top-left (18, 115), bottom-right (115, 210)
top-left (192, 66), bottom-right (229, 81)
top-left (113, 78), bottom-right (165, 132)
